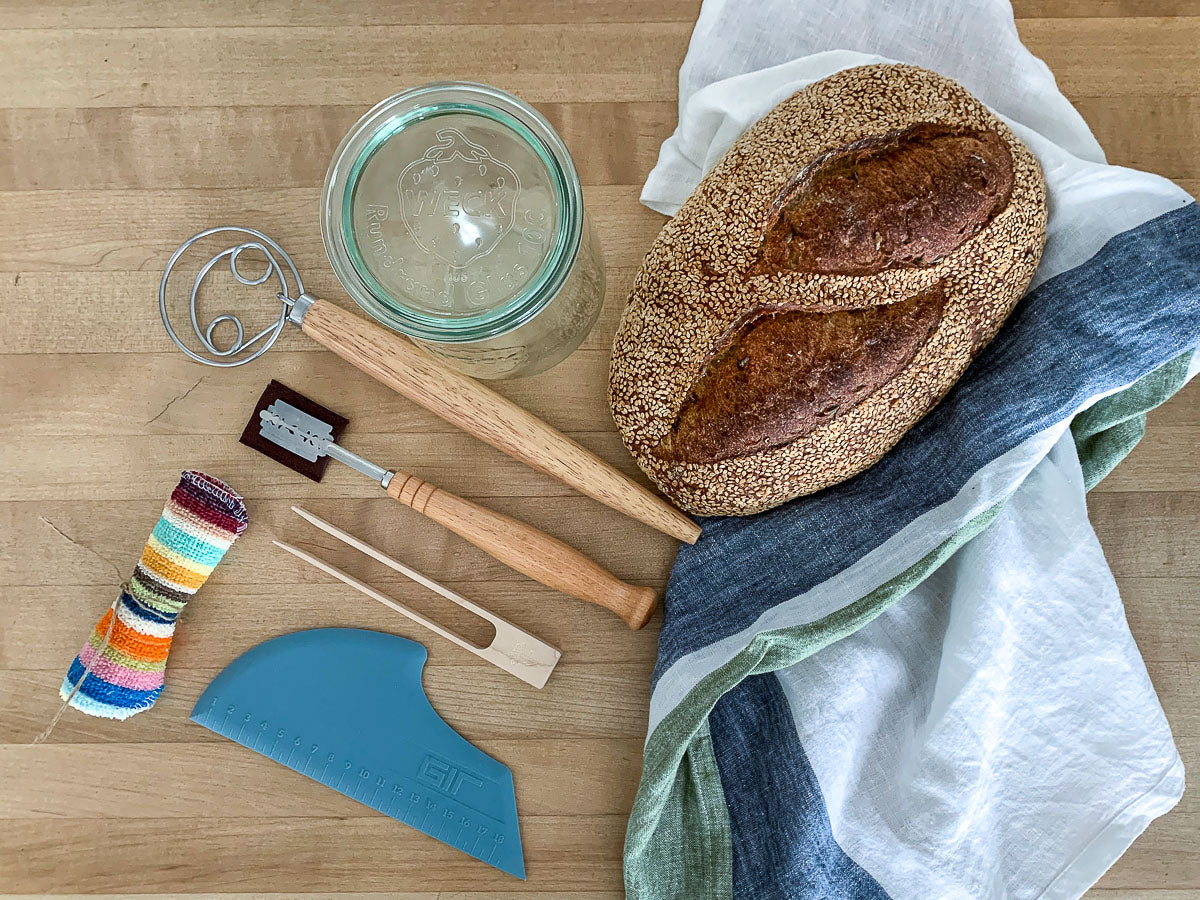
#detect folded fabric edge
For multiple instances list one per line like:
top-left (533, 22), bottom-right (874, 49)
top-left (624, 351), bottom-right (1196, 899)
top-left (1039, 753), bottom-right (1185, 899)
top-left (624, 500), bottom-right (1006, 899)
top-left (1072, 351), bottom-right (1194, 491)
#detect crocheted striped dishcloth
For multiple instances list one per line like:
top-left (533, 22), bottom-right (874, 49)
top-left (59, 471), bottom-right (249, 720)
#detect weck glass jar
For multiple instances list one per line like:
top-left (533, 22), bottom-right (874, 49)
top-left (322, 82), bottom-right (605, 379)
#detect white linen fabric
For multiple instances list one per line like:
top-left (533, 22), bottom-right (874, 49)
top-left (636, 1), bottom-right (1190, 896)
top-left (643, 0), bottom-right (1102, 214)
top-left (776, 432), bottom-right (1184, 899)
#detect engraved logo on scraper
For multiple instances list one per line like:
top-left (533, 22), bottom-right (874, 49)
top-left (418, 752), bottom-right (486, 799)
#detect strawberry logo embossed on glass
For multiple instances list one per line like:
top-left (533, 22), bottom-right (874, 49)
top-left (398, 128), bottom-right (521, 269)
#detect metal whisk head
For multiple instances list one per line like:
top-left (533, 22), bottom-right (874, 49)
top-left (159, 226), bottom-right (305, 367)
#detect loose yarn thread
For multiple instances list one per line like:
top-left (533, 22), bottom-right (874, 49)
top-left (33, 589), bottom-right (123, 745)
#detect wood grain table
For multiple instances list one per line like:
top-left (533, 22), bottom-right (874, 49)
top-left (1, 1), bottom-right (1197, 897)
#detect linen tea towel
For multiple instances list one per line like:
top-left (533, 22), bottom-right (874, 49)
top-left (624, 2), bottom-right (1199, 898)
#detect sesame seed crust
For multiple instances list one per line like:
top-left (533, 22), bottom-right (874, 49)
top-left (608, 64), bottom-right (1048, 517)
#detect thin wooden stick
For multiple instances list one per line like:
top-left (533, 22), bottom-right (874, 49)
top-left (276, 508), bottom-right (562, 689)
top-left (291, 505), bottom-right (505, 626)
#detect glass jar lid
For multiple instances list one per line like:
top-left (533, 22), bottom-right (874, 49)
top-left (322, 83), bottom-right (583, 343)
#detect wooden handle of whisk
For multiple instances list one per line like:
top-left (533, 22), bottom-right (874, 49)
top-left (387, 472), bottom-right (658, 630)
top-left (298, 298), bottom-right (700, 545)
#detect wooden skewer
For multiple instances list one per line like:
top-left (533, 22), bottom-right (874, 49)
top-left (276, 507), bottom-right (562, 689)
top-left (298, 298), bottom-right (702, 545)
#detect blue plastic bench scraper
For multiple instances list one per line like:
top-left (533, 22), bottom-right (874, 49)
top-left (190, 628), bottom-right (525, 878)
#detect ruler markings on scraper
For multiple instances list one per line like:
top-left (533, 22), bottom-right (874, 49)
top-left (197, 696), bottom-right (506, 829)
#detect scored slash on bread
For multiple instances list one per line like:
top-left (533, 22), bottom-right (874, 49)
top-left (655, 284), bottom-right (947, 464)
top-left (609, 64), bottom-right (1048, 516)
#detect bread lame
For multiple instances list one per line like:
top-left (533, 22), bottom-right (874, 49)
top-left (243, 382), bottom-right (659, 629)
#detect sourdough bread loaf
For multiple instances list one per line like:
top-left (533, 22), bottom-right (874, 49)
top-left (609, 64), bottom-right (1047, 516)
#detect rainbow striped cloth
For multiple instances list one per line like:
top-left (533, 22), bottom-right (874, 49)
top-left (60, 471), bottom-right (249, 720)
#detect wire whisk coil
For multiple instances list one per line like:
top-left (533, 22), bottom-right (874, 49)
top-left (159, 226), bottom-right (304, 367)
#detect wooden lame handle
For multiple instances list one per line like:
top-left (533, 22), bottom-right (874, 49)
top-left (387, 472), bottom-right (659, 630)
top-left (300, 298), bottom-right (700, 545)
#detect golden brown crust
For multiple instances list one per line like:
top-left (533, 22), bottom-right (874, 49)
top-left (754, 123), bottom-right (1014, 276)
top-left (608, 64), bottom-right (1048, 516)
top-left (656, 283), bottom-right (947, 463)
